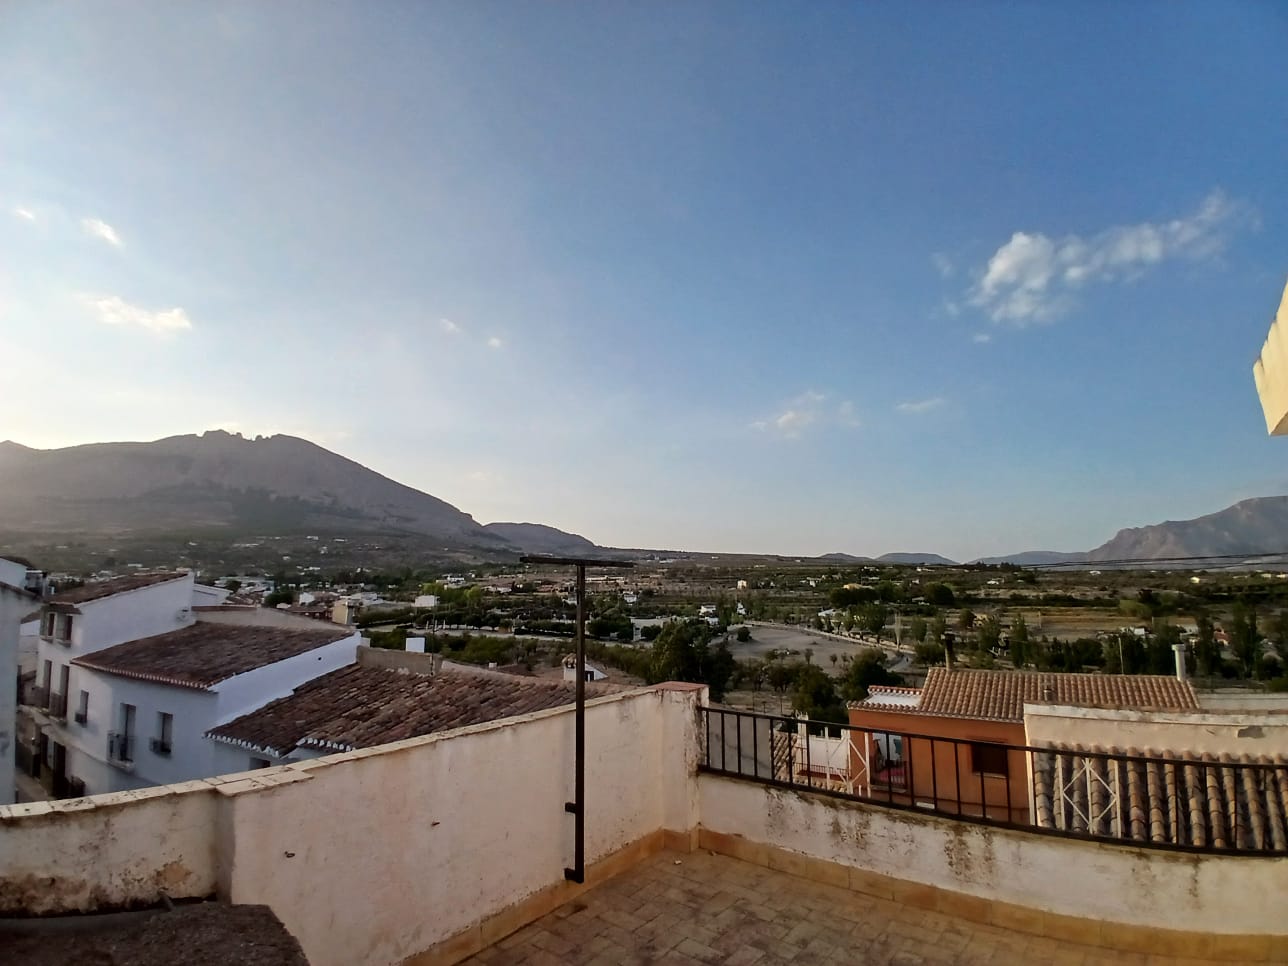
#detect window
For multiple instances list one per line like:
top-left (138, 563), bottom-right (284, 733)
top-left (970, 742), bottom-right (1010, 777)
top-left (41, 612), bottom-right (54, 637)
top-left (57, 614), bottom-right (73, 642)
top-left (41, 659), bottom-right (52, 690)
top-left (152, 712), bottom-right (174, 755)
top-left (75, 690), bottom-right (89, 725)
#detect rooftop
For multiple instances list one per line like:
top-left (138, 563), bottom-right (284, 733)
top-left (859, 667), bottom-right (1199, 722)
top-left (71, 621), bottom-right (353, 690)
top-left (46, 571), bottom-right (188, 606)
top-left (206, 662), bottom-right (605, 756)
top-left (463, 848), bottom-right (1227, 966)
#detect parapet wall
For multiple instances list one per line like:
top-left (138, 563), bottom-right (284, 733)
top-left (0, 685), bottom-right (704, 966)
top-left (697, 772), bottom-right (1288, 940)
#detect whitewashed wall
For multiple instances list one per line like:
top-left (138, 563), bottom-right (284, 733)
top-left (698, 772), bottom-right (1288, 937)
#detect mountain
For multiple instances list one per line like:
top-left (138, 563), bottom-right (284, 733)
top-left (971, 551), bottom-right (1089, 567)
top-left (877, 552), bottom-right (959, 566)
top-left (0, 431), bottom-right (509, 549)
top-left (818, 552), bottom-right (876, 563)
top-left (482, 522), bottom-right (599, 557)
top-left (1086, 496), bottom-right (1288, 563)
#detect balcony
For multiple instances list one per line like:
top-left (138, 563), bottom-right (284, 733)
top-left (0, 685), bottom-right (1283, 965)
top-left (107, 731), bottom-right (135, 765)
top-left (149, 738), bottom-right (172, 757)
top-left (29, 686), bottom-right (50, 711)
top-left (47, 692), bottom-right (68, 721)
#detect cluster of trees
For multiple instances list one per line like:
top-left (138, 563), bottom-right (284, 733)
top-left (726, 649), bottom-right (898, 724)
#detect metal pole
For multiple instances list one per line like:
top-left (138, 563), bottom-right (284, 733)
top-left (565, 562), bottom-right (587, 883)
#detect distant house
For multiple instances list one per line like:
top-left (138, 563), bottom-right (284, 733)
top-left (414, 594), bottom-right (440, 609)
top-left (562, 654), bottom-right (609, 683)
top-left (847, 668), bottom-right (1199, 823)
top-left (21, 572), bottom-right (360, 797)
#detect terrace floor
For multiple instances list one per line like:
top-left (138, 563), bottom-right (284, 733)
top-left (464, 849), bottom-right (1230, 966)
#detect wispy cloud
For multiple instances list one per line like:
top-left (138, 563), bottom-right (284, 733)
top-left (83, 295), bottom-right (193, 334)
top-left (439, 317), bottom-right (461, 335)
top-left (13, 206), bottom-right (35, 222)
top-left (971, 332), bottom-right (992, 344)
top-left (969, 190), bottom-right (1251, 326)
top-left (486, 336), bottom-right (503, 349)
top-left (931, 252), bottom-right (955, 278)
top-left (751, 390), bottom-right (859, 439)
top-left (81, 217), bottom-right (122, 247)
top-left (896, 397), bottom-right (945, 415)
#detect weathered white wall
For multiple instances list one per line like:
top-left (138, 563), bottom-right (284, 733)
top-left (698, 772), bottom-right (1288, 936)
top-left (0, 583), bottom-right (31, 803)
top-left (1024, 704), bottom-right (1288, 758)
top-left (0, 685), bottom-right (705, 965)
top-left (0, 783), bottom-right (220, 914)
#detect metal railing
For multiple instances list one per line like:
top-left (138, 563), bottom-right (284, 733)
top-left (108, 731), bottom-right (135, 764)
top-left (31, 686), bottom-right (50, 710)
top-left (699, 705), bottom-right (1288, 856)
top-left (150, 737), bottom-right (172, 756)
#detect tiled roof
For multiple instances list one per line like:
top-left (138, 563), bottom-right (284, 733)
top-left (48, 572), bottom-right (188, 605)
top-left (912, 668), bottom-right (1198, 722)
top-left (72, 622), bottom-right (354, 690)
top-left (1032, 743), bottom-right (1288, 852)
top-left (206, 664), bottom-right (607, 756)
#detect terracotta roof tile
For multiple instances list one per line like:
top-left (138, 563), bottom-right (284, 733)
top-left (72, 622), bottom-right (354, 690)
top-left (1032, 743), bottom-right (1288, 852)
top-left (49, 572), bottom-right (188, 605)
top-left (206, 665), bottom-right (606, 756)
top-left (912, 668), bottom-right (1198, 722)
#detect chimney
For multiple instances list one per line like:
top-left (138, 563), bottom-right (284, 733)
top-left (1173, 641), bottom-right (1189, 683)
top-left (1040, 684), bottom-right (1055, 702)
top-left (405, 636), bottom-right (426, 654)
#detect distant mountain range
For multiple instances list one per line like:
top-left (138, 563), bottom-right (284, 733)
top-left (2, 431), bottom-right (1285, 569)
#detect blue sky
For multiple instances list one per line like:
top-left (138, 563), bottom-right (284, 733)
top-left (2, 3), bottom-right (1286, 560)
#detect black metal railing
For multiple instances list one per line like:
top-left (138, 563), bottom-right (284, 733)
top-left (698, 705), bottom-right (1288, 856)
top-left (108, 731), bottom-right (135, 764)
top-left (150, 737), bottom-right (172, 756)
top-left (31, 686), bottom-right (50, 710)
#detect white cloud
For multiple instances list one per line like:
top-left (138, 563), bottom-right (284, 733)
top-left (931, 252), bottom-right (955, 278)
top-left (896, 397), bottom-right (945, 415)
top-left (83, 295), bottom-right (193, 334)
top-left (486, 336), bottom-right (503, 349)
top-left (971, 332), bottom-right (992, 344)
top-left (439, 317), bottom-right (461, 335)
top-left (81, 217), bottom-right (122, 247)
top-left (752, 390), bottom-right (855, 439)
top-left (13, 206), bottom-right (35, 222)
top-left (969, 190), bottom-right (1250, 325)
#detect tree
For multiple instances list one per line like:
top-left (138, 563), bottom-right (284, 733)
top-left (648, 620), bottom-right (735, 698)
top-left (839, 649), bottom-right (898, 702)
top-left (957, 608), bottom-right (976, 633)
top-left (1009, 613), bottom-right (1029, 667)
top-left (857, 603), bottom-right (889, 641)
top-left (223, 578), bottom-right (242, 594)
top-left (791, 664), bottom-right (847, 724)
top-left (925, 583), bottom-right (956, 608)
top-left (977, 616), bottom-right (1001, 654)
top-left (735, 626), bottom-right (751, 643)
top-left (1229, 604), bottom-right (1261, 678)
top-left (1194, 614), bottom-right (1218, 677)
top-left (908, 616), bottom-right (928, 646)
top-left (1271, 611), bottom-right (1288, 664)
top-left (1150, 621), bottom-right (1182, 675)
top-left (929, 613), bottom-right (947, 646)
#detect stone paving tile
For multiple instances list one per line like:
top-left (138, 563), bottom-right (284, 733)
top-left (461, 850), bottom-right (1232, 965)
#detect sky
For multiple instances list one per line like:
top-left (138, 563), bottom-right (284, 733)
top-left (2, 3), bottom-right (1287, 561)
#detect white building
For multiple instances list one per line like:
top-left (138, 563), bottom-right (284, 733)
top-left (0, 556), bottom-right (41, 804)
top-left (26, 572), bottom-right (360, 796)
top-left (561, 654), bottom-right (609, 683)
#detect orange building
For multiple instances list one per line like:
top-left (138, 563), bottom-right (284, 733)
top-left (847, 668), bottom-right (1198, 825)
